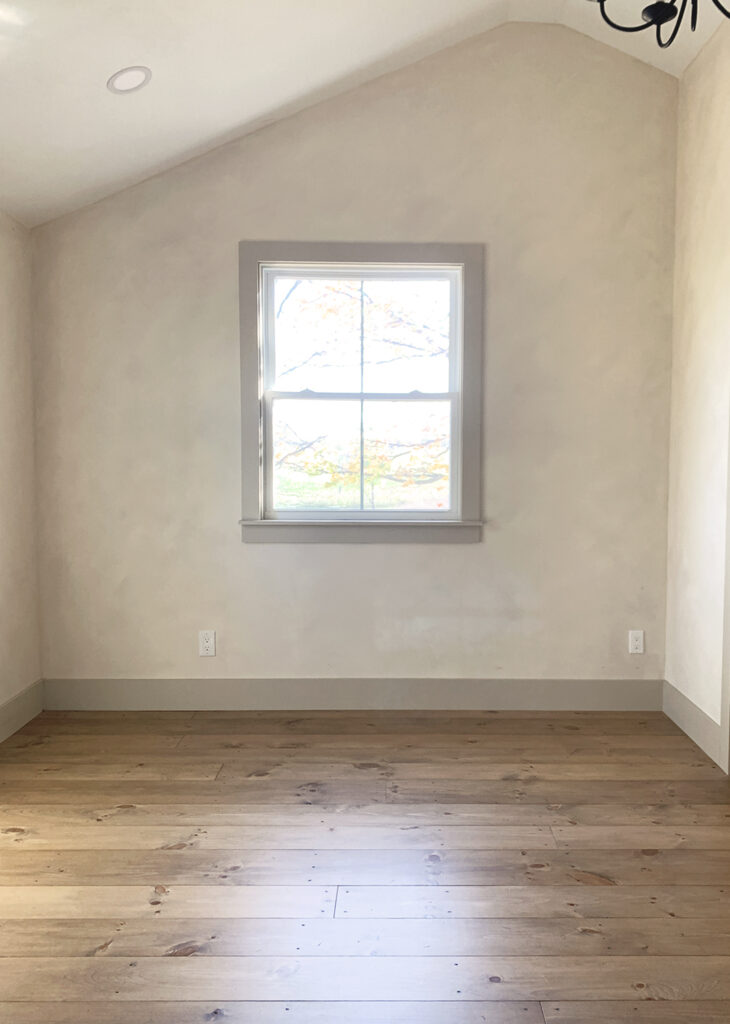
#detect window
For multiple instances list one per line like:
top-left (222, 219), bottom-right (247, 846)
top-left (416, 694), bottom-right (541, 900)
top-left (240, 242), bottom-right (483, 542)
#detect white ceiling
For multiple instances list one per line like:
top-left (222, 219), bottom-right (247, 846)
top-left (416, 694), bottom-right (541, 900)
top-left (0, 0), bottom-right (722, 226)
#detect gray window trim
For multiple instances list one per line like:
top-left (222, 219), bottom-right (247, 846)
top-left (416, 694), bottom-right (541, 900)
top-left (239, 240), bottom-right (484, 544)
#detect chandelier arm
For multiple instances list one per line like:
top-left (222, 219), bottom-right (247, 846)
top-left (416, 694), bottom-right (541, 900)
top-left (592, 0), bottom-right (730, 48)
top-left (597, 0), bottom-right (655, 32)
top-left (657, 0), bottom-right (689, 46)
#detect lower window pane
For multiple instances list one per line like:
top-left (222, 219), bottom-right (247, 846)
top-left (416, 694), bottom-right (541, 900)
top-left (363, 401), bottom-right (451, 511)
top-left (272, 400), bottom-right (361, 510)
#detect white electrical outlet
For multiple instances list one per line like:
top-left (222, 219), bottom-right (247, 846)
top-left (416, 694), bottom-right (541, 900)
top-left (199, 629), bottom-right (216, 657)
top-left (628, 630), bottom-right (645, 655)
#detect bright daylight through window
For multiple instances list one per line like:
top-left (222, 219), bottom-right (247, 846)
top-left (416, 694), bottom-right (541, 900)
top-left (265, 266), bottom-right (459, 517)
top-left (240, 242), bottom-right (483, 542)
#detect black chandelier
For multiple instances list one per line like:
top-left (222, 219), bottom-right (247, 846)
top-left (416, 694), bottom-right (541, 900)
top-left (587, 0), bottom-right (730, 48)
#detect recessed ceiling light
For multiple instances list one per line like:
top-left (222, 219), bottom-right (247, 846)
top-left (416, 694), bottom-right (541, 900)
top-left (106, 66), bottom-right (151, 94)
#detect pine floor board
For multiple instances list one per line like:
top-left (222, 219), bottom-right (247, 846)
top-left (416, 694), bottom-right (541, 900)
top-left (3, 777), bottom-right (730, 805)
top-left (0, 762), bottom-right (224, 781)
top-left (217, 759), bottom-right (724, 781)
top-left (386, 779), bottom-right (730, 804)
top-left (542, 1004), bottom-right (730, 1022)
top-left (0, 780), bottom-right (389, 804)
top-left (0, 823), bottom-right (558, 850)
top-left (2, 801), bottom-right (729, 827)
top-left (0, 885), bottom-right (335, 919)
top-left (553, 825), bottom-right (730, 848)
top-left (0, 1002), bottom-right (544, 1023)
top-left (2, 916), bottom-right (730, 957)
top-left (336, 883), bottom-right (730, 918)
top-left (3, 847), bottom-right (730, 885)
top-left (18, 709), bottom-right (683, 735)
top-left (176, 733), bottom-right (697, 755)
top-left (2, 955), bottom-right (729, 1001)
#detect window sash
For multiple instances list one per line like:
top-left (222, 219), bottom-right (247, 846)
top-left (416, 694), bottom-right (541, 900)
top-left (261, 264), bottom-right (462, 394)
top-left (260, 263), bottom-right (463, 521)
top-left (263, 393), bottom-right (461, 521)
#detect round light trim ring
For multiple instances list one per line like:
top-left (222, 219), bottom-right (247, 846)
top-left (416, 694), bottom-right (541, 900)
top-left (107, 65), bottom-right (152, 94)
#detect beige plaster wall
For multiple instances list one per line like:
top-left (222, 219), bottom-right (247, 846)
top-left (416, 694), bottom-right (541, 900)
top-left (0, 208), bottom-right (40, 705)
top-left (32, 24), bottom-right (677, 686)
top-left (666, 23), bottom-right (730, 731)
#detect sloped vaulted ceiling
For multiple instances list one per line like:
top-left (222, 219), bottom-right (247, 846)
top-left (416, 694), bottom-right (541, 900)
top-left (0, 0), bottom-right (720, 225)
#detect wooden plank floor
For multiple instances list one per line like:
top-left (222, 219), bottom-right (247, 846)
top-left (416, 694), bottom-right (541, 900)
top-left (0, 710), bottom-right (729, 1022)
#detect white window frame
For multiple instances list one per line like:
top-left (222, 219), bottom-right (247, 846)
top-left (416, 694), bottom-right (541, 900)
top-left (239, 241), bottom-right (484, 543)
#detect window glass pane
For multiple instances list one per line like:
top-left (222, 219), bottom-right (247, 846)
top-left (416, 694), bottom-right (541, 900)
top-left (363, 401), bottom-right (451, 511)
top-left (272, 399), bottom-right (361, 510)
top-left (272, 277), bottom-right (361, 392)
top-left (363, 278), bottom-right (451, 393)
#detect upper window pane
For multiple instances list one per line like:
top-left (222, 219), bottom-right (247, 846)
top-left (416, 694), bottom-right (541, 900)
top-left (363, 278), bottom-right (451, 393)
top-left (268, 268), bottom-right (456, 395)
top-left (271, 277), bottom-right (361, 392)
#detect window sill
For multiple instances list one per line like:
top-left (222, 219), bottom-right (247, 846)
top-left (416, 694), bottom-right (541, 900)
top-left (240, 520), bottom-right (482, 544)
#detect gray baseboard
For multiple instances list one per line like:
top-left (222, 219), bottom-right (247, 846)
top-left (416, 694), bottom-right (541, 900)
top-left (43, 677), bottom-right (663, 712)
top-left (662, 679), bottom-right (727, 771)
top-left (0, 680), bottom-right (43, 742)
